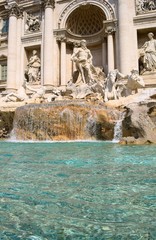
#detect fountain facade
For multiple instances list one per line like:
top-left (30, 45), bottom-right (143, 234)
top-left (1, 0), bottom-right (156, 91)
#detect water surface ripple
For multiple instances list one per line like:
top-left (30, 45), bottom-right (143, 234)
top-left (0, 141), bottom-right (156, 239)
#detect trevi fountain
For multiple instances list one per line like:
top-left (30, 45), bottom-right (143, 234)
top-left (0, 0), bottom-right (156, 239)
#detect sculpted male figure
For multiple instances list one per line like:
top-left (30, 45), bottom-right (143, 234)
top-left (139, 32), bottom-right (156, 74)
top-left (71, 40), bottom-right (93, 83)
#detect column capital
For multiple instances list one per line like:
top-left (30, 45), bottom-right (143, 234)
top-left (104, 20), bottom-right (117, 35)
top-left (7, 4), bottom-right (23, 18)
top-left (56, 36), bottom-right (67, 43)
top-left (105, 26), bottom-right (116, 35)
top-left (43, 0), bottom-right (55, 9)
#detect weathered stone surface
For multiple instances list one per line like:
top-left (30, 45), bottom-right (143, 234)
top-left (0, 110), bottom-right (14, 138)
top-left (120, 91), bottom-right (156, 144)
top-left (12, 101), bottom-right (119, 141)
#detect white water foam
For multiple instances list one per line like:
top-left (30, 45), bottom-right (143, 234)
top-left (112, 112), bottom-right (126, 143)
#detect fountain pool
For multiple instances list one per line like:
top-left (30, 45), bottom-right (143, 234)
top-left (0, 141), bottom-right (156, 239)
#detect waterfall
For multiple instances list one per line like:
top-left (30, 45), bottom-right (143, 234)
top-left (113, 112), bottom-right (125, 142)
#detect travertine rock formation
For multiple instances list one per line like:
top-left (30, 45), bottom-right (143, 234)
top-left (12, 101), bottom-right (119, 141)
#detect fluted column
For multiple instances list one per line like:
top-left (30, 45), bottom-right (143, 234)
top-left (43, 0), bottom-right (55, 86)
top-left (60, 39), bottom-right (66, 86)
top-left (7, 5), bottom-right (19, 90)
top-left (105, 26), bottom-right (115, 72)
top-left (118, 0), bottom-right (138, 74)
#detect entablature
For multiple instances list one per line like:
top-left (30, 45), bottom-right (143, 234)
top-left (134, 12), bottom-right (156, 28)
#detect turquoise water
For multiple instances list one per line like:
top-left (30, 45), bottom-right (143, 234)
top-left (0, 141), bottom-right (156, 240)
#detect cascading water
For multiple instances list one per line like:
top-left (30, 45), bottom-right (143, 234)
top-left (113, 112), bottom-right (126, 142)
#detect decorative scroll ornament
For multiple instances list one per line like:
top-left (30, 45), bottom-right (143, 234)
top-left (136, 0), bottom-right (156, 14)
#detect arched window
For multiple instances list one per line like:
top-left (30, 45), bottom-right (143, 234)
top-left (66, 5), bottom-right (106, 36)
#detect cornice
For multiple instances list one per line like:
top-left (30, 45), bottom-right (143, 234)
top-left (21, 32), bottom-right (42, 43)
top-left (134, 12), bottom-right (156, 25)
top-left (54, 27), bottom-right (107, 46)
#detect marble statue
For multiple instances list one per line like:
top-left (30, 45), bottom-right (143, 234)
top-left (104, 69), bottom-right (145, 101)
top-left (116, 69), bottom-right (145, 97)
top-left (26, 83), bottom-right (46, 102)
top-left (104, 69), bottom-right (126, 102)
top-left (26, 13), bottom-right (40, 32)
top-left (139, 32), bottom-right (156, 74)
top-left (71, 39), bottom-right (93, 83)
top-left (4, 81), bottom-right (28, 102)
top-left (26, 50), bottom-right (41, 84)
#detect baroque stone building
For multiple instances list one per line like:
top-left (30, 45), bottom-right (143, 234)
top-left (0, 0), bottom-right (156, 91)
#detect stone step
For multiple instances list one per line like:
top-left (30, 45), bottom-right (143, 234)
top-left (142, 73), bottom-right (156, 88)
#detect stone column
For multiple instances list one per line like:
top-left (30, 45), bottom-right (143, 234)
top-left (105, 26), bottom-right (115, 72)
top-left (118, 0), bottom-right (138, 74)
top-left (43, 0), bottom-right (55, 86)
top-left (7, 5), bottom-right (19, 91)
top-left (60, 38), bottom-right (66, 86)
top-left (16, 11), bottom-right (23, 89)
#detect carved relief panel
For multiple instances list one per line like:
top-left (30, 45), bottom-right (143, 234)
top-left (25, 12), bottom-right (41, 33)
top-left (136, 0), bottom-right (156, 14)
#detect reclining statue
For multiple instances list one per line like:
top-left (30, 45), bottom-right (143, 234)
top-left (4, 81), bottom-right (28, 102)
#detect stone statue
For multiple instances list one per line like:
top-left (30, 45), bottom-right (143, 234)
top-left (4, 81), bottom-right (28, 102)
top-left (26, 13), bottom-right (40, 32)
top-left (139, 32), bottom-right (156, 74)
top-left (116, 69), bottom-right (145, 97)
top-left (26, 50), bottom-right (41, 84)
top-left (104, 69), bottom-right (126, 102)
top-left (71, 39), bottom-right (93, 83)
top-left (26, 83), bottom-right (46, 102)
top-left (104, 69), bottom-right (145, 101)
